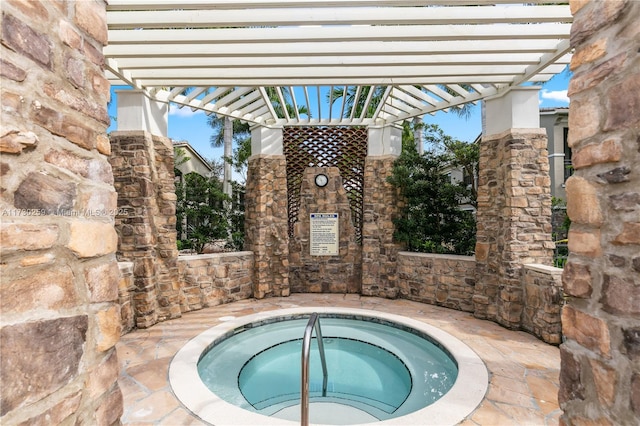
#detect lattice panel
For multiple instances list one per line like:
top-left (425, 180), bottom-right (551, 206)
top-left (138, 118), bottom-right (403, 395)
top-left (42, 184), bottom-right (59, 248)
top-left (284, 127), bottom-right (367, 242)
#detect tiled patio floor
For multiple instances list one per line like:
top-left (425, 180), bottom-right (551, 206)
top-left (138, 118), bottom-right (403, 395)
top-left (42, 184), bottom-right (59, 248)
top-left (117, 294), bottom-right (561, 425)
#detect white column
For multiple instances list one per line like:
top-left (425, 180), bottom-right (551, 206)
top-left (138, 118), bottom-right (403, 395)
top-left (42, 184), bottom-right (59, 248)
top-left (367, 125), bottom-right (402, 157)
top-left (250, 126), bottom-right (283, 156)
top-left (483, 87), bottom-right (541, 136)
top-left (116, 90), bottom-right (168, 137)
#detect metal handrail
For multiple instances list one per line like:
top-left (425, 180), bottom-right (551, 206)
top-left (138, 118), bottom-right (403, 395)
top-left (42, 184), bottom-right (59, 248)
top-left (301, 313), bottom-right (328, 426)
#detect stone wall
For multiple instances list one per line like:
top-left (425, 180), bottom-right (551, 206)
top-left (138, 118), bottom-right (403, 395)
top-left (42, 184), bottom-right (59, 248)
top-left (177, 252), bottom-right (254, 310)
top-left (244, 155), bottom-right (290, 298)
top-left (289, 167), bottom-right (361, 293)
top-left (559, 1), bottom-right (640, 424)
top-left (361, 156), bottom-right (404, 297)
top-left (397, 252), bottom-right (475, 312)
top-left (474, 129), bottom-right (555, 329)
top-left (0, 1), bottom-right (123, 424)
top-left (110, 131), bottom-right (181, 328)
top-left (118, 262), bottom-right (135, 335)
top-left (522, 264), bottom-right (563, 345)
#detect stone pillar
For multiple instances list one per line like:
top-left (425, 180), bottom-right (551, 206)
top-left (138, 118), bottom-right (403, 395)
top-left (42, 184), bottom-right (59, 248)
top-left (110, 131), bottom-right (181, 327)
top-left (0, 1), bottom-right (123, 424)
top-left (474, 88), bottom-right (554, 328)
top-left (244, 126), bottom-right (289, 298)
top-left (560, 1), bottom-right (640, 424)
top-left (362, 125), bottom-right (404, 297)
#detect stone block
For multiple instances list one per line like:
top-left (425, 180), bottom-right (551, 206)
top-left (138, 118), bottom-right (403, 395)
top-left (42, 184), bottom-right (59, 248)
top-left (86, 350), bottom-right (120, 399)
top-left (85, 261), bottom-right (120, 303)
top-left (569, 52), bottom-right (626, 96)
top-left (1, 13), bottom-right (51, 69)
top-left (558, 345), bottom-right (584, 405)
top-left (0, 316), bottom-right (88, 416)
top-left (96, 305), bottom-right (122, 352)
top-left (0, 130), bottom-right (38, 154)
top-left (67, 220), bottom-right (117, 258)
top-left (74, 0), bottom-right (108, 45)
top-left (612, 222), bottom-right (640, 245)
top-left (588, 358), bottom-right (617, 407)
top-left (562, 305), bottom-right (611, 358)
top-left (562, 261), bottom-right (592, 298)
top-left (14, 172), bottom-right (76, 213)
top-left (601, 274), bottom-right (640, 315)
top-left (633, 374), bottom-right (640, 417)
top-left (15, 391), bottom-right (82, 426)
top-left (568, 97), bottom-right (601, 147)
top-left (604, 71), bottom-right (640, 131)
top-left (568, 229), bottom-right (602, 258)
top-left (0, 223), bottom-right (58, 251)
top-left (572, 139), bottom-right (622, 170)
top-left (1, 266), bottom-right (77, 315)
top-left (565, 176), bottom-right (603, 225)
top-left (570, 0), bottom-right (628, 46)
top-left (93, 385), bottom-right (124, 426)
top-left (569, 38), bottom-right (607, 71)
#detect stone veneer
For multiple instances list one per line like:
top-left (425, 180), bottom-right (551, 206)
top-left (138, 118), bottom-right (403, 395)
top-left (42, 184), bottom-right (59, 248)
top-left (289, 167), bottom-right (361, 293)
top-left (110, 131), bottom-right (181, 327)
top-left (244, 155), bottom-right (290, 298)
top-left (361, 156), bottom-right (404, 298)
top-left (397, 252), bottom-right (476, 312)
top-left (177, 252), bottom-right (253, 310)
top-left (522, 264), bottom-right (563, 345)
top-left (118, 262), bottom-right (135, 335)
top-left (0, 1), bottom-right (123, 424)
top-left (474, 129), bottom-right (555, 329)
top-left (559, 0), bottom-right (640, 424)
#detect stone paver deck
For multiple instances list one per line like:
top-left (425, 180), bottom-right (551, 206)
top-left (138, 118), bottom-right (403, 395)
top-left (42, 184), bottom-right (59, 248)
top-left (117, 294), bottom-right (561, 425)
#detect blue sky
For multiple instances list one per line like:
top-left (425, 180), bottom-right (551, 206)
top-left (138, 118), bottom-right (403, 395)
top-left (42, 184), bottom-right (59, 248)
top-left (107, 70), bottom-right (570, 164)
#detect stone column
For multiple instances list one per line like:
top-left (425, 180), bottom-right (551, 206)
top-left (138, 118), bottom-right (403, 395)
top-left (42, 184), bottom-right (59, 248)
top-left (473, 88), bottom-right (554, 328)
top-left (244, 126), bottom-right (289, 298)
top-left (560, 1), bottom-right (640, 424)
top-left (362, 125), bottom-right (404, 297)
top-left (0, 1), bottom-right (123, 424)
top-left (110, 131), bottom-right (181, 327)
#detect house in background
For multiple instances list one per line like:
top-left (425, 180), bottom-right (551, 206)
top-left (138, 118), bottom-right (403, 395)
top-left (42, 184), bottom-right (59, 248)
top-left (540, 107), bottom-right (571, 200)
top-left (173, 140), bottom-right (214, 178)
top-left (451, 107), bottom-right (571, 213)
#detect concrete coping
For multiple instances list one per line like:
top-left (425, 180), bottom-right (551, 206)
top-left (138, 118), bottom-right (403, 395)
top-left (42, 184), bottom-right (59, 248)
top-left (170, 307), bottom-right (489, 426)
top-left (177, 251), bottom-right (254, 261)
top-left (399, 251), bottom-right (476, 261)
top-left (524, 263), bottom-right (563, 275)
top-left (117, 261), bottom-right (134, 273)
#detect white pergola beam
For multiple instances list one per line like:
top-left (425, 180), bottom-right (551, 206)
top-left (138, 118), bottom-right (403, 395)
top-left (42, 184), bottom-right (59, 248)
top-left (106, 1), bottom-right (572, 127)
top-left (107, 1), bottom-right (567, 10)
top-left (104, 39), bottom-right (567, 59)
top-left (107, 6), bottom-right (571, 28)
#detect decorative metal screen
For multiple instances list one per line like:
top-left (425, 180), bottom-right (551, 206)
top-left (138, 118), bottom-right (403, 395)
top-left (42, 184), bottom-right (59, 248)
top-left (284, 127), bottom-right (367, 243)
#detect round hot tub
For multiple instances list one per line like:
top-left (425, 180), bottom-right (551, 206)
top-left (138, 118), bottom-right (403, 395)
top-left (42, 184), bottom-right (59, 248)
top-left (170, 308), bottom-right (488, 425)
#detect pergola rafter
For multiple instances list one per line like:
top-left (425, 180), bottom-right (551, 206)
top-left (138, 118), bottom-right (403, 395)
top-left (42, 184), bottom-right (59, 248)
top-left (105, 0), bottom-right (572, 127)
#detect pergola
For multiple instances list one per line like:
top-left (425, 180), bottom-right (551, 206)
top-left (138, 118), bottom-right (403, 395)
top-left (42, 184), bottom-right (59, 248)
top-left (105, 0), bottom-right (572, 128)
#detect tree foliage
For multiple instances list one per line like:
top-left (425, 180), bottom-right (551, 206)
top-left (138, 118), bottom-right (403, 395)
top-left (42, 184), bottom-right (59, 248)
top-left (388, 125), bottom-right (476, 255)
top-left (175, 172), bottom-right (231, 254)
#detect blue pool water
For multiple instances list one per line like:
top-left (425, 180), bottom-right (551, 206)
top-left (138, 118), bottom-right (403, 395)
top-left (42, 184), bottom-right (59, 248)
top-left (197, 315), bottom-right (458, 423)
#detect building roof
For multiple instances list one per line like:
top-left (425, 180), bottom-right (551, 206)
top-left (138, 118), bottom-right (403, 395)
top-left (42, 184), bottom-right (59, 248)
top-left (105, 1), bottom-right (572, 127)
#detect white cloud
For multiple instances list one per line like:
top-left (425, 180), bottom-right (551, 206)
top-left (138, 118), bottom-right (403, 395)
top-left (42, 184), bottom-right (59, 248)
top-left (540, 89), bottom-right (569, 104)
top-left (169, 104), bottom-right (204, 118)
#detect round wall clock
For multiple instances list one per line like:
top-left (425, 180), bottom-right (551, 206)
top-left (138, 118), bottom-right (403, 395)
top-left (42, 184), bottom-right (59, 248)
top-left (314, 173), bottom-right (328, 187)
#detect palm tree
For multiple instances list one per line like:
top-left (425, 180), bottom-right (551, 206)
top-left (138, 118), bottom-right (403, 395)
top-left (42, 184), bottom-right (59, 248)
top-left (329, 85), bottom-right (475, 152)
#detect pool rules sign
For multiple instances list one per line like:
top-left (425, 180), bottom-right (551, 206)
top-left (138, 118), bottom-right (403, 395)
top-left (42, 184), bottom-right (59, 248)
top-left (310, 213), bottom-right (339, 256)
